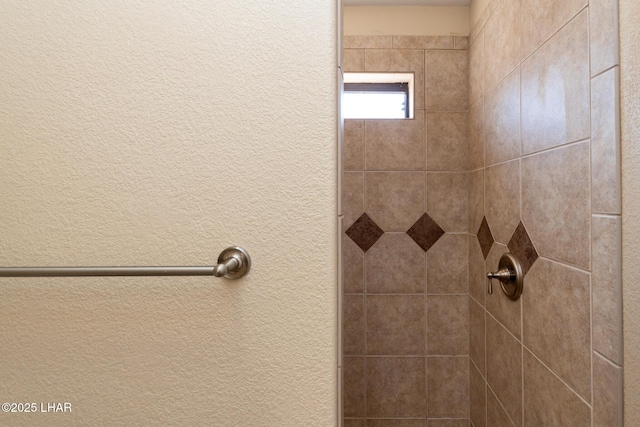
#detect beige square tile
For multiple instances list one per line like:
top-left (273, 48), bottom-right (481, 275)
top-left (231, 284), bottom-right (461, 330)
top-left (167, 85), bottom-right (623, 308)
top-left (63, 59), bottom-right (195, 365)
top-left (369, 420), bottom-right (426, 427)
top-left (486, 315), bottom-right (522, 426)
top-left (344, 356), bottom-right (365, 417)
top-left (486, 387), bottom-right (515, 427)
top-left (344, 294), bottom-right (365, 355)
top-left (469, 298), bottom-right (485, 376)
top-left (521, 10), bottom-right (590, 154)
top-left (367, 357), bottom-right (426, 417)
top-left (366, 233), bottom-right (426, 294)
top-left (469, 100), bottom-right (484, 170)
top-left (591, 67), bottom-right (621, 214)
top-left (470, 360), bottom-right (486, 427)
top-left (590, 0), bottom-right (620, 76)
top-left (365, 49), bottom-right (425, 110)
top-left (344, 35), bottom-right (393, 49)
top-left (343, 233), bottom-right (364, 293)
top-left (592, 215), bottom-right (623, 364)
top-left (521, 142), bottom-right (591, 269)
top-left (469, 29), bottom-right (484, 107)
top-left (484, 68), bottom-right (520, 165)
top-left (523, 350), bottom-right (591, 427)
top-left (344, 49), bottom-right (365, 72)
top-left (427, 234), bottom-right (468, 294)
top-left (484, 160), bottom-right (520, 245)
top-left (344, 119), bottom-right (365, 171)
top-left (365, 171), bottom-right (425, 232)
top-left (486, 243), bottom-right (521, 339)
top-left (521, 0), bottom-right (587, 59)
top-left (366, 295), bottom-right (426, 355)
top-left (393, 35), bottom-right (453, 49)
top-left (426, 112), bottom-right (469, 171)
top-left (426, 172), bottom-right (469, 233)
top-left (343, 171), bottom-right (364, 229)
top-left (427, 295), bottom-right (469, 355)
top-left (523, 258), bottom-right (591, 400)
top-left (365, 112), bottom-right (425, 171)
top-left (469, 235), bottom-right (486, 306)
top-left (593, 352), bottom-right (623, 427)
top-left (426, 50), bottom-right (469, 111)
top-left (427, 356), bottom-right (469, 418)
top-left (483, 0), bottom-right (521, 92)
top-left (454, 36), bottom-right (469, 50)
top-left (468, 169), bottom-right (484, 235)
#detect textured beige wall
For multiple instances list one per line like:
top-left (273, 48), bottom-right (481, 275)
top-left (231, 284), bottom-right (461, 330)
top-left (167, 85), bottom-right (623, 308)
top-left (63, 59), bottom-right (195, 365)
top-left (344, 6), bottom-right (469, 36)
top-left (621, 0), bottom-right (640, 422)
top-left (0, 1), bottom-right (337, 426)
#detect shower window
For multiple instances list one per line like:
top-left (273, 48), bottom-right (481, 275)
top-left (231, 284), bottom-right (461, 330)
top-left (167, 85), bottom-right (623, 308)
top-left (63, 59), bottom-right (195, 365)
top-left (342, 72), bottom-right (414, 119)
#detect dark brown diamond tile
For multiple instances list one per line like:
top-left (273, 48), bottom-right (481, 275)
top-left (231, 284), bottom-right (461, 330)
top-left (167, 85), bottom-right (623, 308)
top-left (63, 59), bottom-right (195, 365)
top-left (508, 221), bottom-right (539, 276)
top-left (346, 213), bottom-right (384, 252)
top-left (477, 217), bottom-right (494, 259)
top-left (407, 213), bottom-right (445, 252)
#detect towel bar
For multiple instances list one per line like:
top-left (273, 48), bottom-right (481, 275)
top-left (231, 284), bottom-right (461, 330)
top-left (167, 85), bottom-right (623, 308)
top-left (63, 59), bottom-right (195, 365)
top-left (0, 246), bottom-right (251, 280)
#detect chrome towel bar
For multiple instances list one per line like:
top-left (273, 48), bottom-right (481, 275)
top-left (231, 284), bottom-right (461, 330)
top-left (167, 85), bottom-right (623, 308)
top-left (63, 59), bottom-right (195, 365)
top-left (0, 246), bottom-right (251, 280)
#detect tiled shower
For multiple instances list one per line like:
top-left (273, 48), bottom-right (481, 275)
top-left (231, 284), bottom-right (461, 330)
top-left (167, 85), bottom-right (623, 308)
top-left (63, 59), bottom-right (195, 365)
top-left (342, 0), bottom-right (622, 426)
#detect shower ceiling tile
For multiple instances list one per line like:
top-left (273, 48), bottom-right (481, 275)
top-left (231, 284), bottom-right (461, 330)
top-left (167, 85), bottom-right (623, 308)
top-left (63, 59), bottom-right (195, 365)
top-left (407, 213), bottom-right (445, 252)
top-left (507, 221), bottom-right (538, 277)
top-left (477, 217), bottom-right (494, 259)
top-left (346, 213), bottom-right (384, 252)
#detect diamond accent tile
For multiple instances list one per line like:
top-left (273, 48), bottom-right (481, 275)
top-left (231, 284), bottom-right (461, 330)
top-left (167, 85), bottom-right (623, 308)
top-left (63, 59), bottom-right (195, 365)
top-left (477, 217), bottom-right (494, 259)
top-left (346, 213), bottom-right (384, 252)
top-left (508, 221), bottom-right (539, 276)
top-left (406, 213), bottom-right (445, 252)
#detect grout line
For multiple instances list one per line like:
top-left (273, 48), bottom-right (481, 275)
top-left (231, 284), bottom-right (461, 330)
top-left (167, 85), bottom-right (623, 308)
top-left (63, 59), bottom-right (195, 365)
top-left (593, 349), bottom-right (624, 369)
top-left (486, 382), bottom-right (517, 427)
top-left (522, 344), bottom-right (594, 409)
